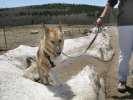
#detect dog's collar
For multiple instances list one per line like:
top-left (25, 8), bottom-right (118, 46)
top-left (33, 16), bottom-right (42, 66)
top-left (43, 50), bottom-right (56, 68)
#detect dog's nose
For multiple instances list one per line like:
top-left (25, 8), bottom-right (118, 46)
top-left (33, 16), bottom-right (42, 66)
top-left (57, 52), bottom-right (61, 55)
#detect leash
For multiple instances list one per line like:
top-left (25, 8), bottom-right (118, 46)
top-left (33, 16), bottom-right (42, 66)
top-left (62, 27), bottom-right (102, 58)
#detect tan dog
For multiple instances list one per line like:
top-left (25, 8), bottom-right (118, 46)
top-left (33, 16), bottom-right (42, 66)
top-left (23, 24), bottom-right (64, 85)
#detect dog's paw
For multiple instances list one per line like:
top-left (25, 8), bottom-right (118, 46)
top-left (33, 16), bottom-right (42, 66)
top-left (40, 77), bottom-right (50, 85)
top-left (23, 69), bottom-right (39, 81)
top-left (23, 72), bottom-right (40, 83)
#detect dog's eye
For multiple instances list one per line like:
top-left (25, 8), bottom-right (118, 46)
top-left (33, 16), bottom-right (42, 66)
top-left (59, 39), bottom-right (62, 43)
top-left (51, 40), bottom-right (55, 44)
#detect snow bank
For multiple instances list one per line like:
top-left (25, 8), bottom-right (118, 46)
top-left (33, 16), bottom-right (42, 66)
top-left (0, 65), bottom-right (105, 100)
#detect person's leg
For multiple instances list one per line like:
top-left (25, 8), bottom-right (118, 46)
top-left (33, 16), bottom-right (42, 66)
top-left (118, 26), bottom-right (133, 82)
top-left (118, 26), bottom-right (133, 92)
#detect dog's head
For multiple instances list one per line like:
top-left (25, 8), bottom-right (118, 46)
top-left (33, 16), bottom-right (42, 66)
top-left (43, 24), bottom-right (64, 57)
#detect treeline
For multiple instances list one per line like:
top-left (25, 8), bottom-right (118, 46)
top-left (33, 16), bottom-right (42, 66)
top-left (0, 3), bottom-right (118, 27)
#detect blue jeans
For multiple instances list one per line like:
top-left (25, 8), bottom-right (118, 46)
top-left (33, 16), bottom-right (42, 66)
top-left (118, 26), bottom-right (133, 82)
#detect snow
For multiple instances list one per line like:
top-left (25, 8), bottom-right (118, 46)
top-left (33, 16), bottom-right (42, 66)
top-left (0, 66), bottom-right (105, 100)
top-left (0, 28), bottom-right (114, 100)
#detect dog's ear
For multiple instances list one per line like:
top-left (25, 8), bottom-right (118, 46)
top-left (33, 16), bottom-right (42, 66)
top-left (58, 21), bottom-right (62, 32)
top-left (42, 24), bottom-right (49, 37)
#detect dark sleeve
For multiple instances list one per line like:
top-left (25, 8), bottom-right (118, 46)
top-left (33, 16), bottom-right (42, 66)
top-left (108, 0), bottom-right (118, 7)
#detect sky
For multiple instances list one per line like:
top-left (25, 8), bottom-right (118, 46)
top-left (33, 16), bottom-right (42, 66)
top-left (0, 0), bottom-right (108, 8)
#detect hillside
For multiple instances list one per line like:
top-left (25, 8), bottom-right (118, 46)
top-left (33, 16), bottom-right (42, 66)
top-left (0, 3), bottom-right (118, 26)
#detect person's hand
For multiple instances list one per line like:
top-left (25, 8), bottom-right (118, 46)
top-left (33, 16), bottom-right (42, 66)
top-left (96, 17), bottom-right (103, 27)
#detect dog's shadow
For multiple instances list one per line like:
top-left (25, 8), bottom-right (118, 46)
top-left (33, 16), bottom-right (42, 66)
top-left (47, 84), bottom-right (75, 100)
top-left (111, 86), bottom-right (133, 100)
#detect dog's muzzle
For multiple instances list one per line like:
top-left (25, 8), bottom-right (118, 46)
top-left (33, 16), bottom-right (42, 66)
top-left (55, 46), bottom-right (62, 56)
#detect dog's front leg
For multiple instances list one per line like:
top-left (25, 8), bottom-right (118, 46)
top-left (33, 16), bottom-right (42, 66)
top-left (38, 67), bottom-right (50, 85)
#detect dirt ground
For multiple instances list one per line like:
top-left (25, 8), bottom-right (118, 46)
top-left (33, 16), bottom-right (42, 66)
top-left (0, 25), bottom-right (133, 100)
